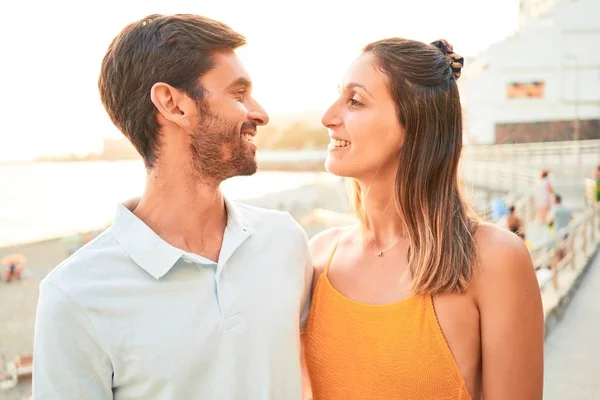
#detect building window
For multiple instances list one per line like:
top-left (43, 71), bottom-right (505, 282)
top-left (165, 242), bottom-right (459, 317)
top-left (507, 81), bottom-right (545, 98)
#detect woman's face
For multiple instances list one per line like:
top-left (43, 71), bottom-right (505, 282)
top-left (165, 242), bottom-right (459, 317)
top-left (322, 52), bottom-right (404, 180)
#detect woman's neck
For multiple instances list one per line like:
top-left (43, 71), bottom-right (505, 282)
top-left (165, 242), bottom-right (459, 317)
top-left (356, 171), bottom-right (406, 247)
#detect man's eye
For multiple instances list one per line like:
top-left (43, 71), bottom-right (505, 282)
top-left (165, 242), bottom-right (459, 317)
top-left (236, 90), bottom-right (248, 100)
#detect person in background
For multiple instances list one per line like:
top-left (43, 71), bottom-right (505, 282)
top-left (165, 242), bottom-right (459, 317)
top-left (536, 170), bottom-right (555, 223)
top-left (547, 194), bottom-right (573, 233)
top-left (490, 196), bottom-right (509, 222)
top-left (507, 205), bottom-right (524, 237)
top-left (547, 194), bottom-right (573, 260)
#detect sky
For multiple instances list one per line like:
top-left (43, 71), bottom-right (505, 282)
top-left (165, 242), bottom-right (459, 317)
top-left (0, 0), bottom-right (520, 161)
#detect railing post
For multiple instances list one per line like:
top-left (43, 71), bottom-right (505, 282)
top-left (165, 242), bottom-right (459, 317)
top-left (511, 162), bottom-right (516, 195)
top-left (570, 233), bottom-right (577, 270)
top-left (592, 208), bottom-right (598, 244)
top-left (582, 221), bottom-right (588, 256)
top-left (529, 195), bottom-right (536, 223)
top-left (551, 247), bottom-right (559, 290)
top-left (482, 152), bottom-right (488, 189)
top-left (559, 142), bottom-right (563, 170)
top-left (541, 142), bottom-right (546, 166)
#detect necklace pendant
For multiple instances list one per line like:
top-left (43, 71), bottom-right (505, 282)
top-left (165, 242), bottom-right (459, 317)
top-left (377, 251), bottom-right (383, 257)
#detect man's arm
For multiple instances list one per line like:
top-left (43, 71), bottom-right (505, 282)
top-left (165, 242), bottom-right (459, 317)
top-left (297, 228), bottom-right (315, 400)
top-left (298, 231), bottom-right (314, 334)
top-left (300, 227), bottom-right (346, 400)
top-left (33, 281), bottom-right (113, 399)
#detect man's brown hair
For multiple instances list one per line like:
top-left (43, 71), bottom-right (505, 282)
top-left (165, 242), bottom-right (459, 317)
top-left (98, 14), bottom-right (246, 168)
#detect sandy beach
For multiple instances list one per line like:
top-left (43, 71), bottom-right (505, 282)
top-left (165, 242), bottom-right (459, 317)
top-left (0, 238), bottom-right (77, 399)
top-left (0, 179), bottom-right (349, 398)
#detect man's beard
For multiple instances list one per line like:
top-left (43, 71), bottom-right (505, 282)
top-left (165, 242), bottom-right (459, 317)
top-left (189, 108), bottom-right (258, 184)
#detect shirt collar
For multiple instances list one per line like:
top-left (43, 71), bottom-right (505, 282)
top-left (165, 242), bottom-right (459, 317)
top-left (111, 197), bottom-right (254, 280)
top-left (224, 197), bottom-right (255, 236)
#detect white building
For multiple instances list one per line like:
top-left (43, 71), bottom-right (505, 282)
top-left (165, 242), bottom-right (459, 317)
top-left (518, 0), bottom-right (570, 27)
top-left (461, 0), bottom-right (600, 144)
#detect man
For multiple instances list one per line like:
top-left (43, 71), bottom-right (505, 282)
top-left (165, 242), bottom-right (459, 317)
top-left (548, 194), bottom-right (573, 233)
top-left (33, 14), bottom-right (313, 399)
top-left (548, 194), bottom-right (573, 259)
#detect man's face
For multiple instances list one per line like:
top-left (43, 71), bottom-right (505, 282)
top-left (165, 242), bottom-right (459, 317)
top-left (190, 50), bottom-right (269, 183)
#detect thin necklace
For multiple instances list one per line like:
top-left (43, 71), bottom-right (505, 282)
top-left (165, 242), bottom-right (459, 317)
top-left (369, 235), bottom-right (406, 257)
top-left (366, 196), bottom-right (406, 257)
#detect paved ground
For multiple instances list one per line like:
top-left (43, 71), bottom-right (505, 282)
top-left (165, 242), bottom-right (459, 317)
top-left (544, 250), bottom-right (600, 399)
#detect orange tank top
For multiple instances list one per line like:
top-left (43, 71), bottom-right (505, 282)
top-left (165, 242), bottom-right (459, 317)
top-left (304, 241), bottom-right (471, 400)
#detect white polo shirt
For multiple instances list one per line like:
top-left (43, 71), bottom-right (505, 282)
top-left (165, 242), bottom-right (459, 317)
top-left (33, 199), bottom-right (313, 399)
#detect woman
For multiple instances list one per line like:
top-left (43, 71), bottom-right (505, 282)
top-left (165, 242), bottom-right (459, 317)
top-left (536, 170), bottom-right (555, 222)
top-left (303, 38), bottom-right (543, 399)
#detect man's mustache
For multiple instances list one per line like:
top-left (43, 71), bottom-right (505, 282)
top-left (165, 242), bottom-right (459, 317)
top-left (241, 121), bottom-right (257, 134)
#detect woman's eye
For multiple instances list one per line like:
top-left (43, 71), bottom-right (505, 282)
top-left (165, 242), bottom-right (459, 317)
top-left (347, 98), bottom-right (363, 107)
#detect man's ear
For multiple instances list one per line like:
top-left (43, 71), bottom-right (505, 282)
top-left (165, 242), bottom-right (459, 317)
top-left (150, 82), bottom-right (197, 130)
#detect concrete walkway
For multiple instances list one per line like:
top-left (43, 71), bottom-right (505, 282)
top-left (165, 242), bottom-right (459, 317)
top-left (544, 250), bottom-right (600, 399)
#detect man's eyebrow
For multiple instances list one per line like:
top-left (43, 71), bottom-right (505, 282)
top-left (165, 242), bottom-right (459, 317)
top-left (227, 77), bottom-right (252, 90)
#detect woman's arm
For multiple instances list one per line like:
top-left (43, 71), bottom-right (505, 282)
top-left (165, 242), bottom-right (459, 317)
top-left (547, 180), bottom-right (555, 194)
top-left (474, 224), bottom-right (544, 400)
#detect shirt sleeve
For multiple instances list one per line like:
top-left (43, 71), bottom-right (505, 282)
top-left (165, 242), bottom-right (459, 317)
top-left (33, 280), bottom-right (113, 399)
top-left (298, 232), bottom-right (314, 334)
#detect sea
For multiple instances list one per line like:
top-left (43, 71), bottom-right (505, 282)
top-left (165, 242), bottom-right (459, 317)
top-left (0, 158), bottom-right (327, 247)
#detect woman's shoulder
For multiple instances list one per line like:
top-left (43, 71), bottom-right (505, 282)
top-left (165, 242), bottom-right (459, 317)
top-left (309, 226), bottom-right (349, 273)
top-left (471, 222), bottom-right (538, 301)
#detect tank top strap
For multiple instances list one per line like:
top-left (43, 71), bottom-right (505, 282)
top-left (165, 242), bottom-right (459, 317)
top-left (323, 235), bottom-right (342, 276)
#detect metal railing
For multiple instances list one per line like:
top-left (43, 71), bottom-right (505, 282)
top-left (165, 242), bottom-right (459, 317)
top-left (460, 138), bottom-right (599, 222)
top-left (530, 205), bottom-right (600, 290)
top-left (463, 139), bottom-right (600, 181)
top-left (460, 139), bottom-right (600, 291)
top-left (459, 159), bottom-right (538, 222)
top-left (463, 139), bottom-right (600, 164)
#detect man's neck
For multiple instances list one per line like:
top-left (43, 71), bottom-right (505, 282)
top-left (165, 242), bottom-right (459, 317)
top-left (133, 167), bottom-right (228, 260)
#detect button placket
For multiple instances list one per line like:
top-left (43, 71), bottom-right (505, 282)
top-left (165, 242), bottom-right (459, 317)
top-left (217, 273), bottom-right (245, 331)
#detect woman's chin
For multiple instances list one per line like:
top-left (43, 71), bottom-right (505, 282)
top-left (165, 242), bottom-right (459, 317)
top-left (325, 159), bottom-right (353, 178)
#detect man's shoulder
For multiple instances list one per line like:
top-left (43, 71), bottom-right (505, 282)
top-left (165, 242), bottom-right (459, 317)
top-left (559, 205), bottom-right (572, 213)
top-left (42, 228), bottom-right (124, 293)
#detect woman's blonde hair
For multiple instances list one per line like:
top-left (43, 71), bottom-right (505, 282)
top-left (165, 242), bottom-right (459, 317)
top-left (351, 38), bottom-right (480, 295)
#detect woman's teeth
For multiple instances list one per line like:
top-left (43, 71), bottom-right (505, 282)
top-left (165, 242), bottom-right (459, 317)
top-left (331, 139), bottom-right (351, 147)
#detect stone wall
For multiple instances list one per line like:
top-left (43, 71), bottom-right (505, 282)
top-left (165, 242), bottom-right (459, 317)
top-left (495, 119), bottom-right (600, 144)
